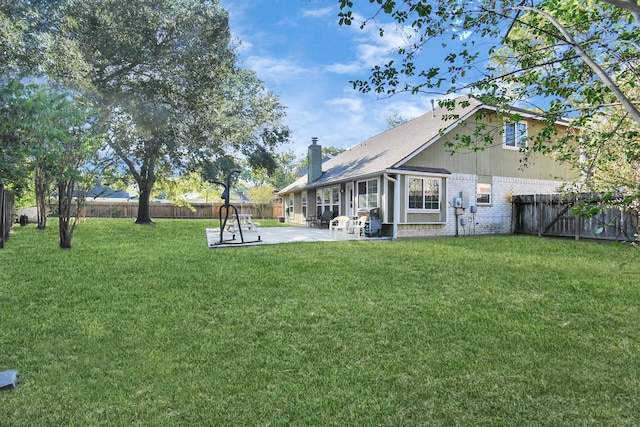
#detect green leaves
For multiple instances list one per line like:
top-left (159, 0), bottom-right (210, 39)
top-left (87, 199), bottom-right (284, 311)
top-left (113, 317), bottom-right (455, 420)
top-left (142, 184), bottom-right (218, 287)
top-left (0, 80), bottom-right (104, 242)
top-left (338, 0), bottom-right (639, 116)
top-left (48, 0), bottom-right (290, 223)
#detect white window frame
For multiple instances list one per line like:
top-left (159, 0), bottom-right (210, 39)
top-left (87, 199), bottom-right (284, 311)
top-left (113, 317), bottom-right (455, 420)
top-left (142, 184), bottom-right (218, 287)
top-left (316, 186), bottom-right (340, 215)
top-left (476, 183), bottom-right (492, 205)
top-left (288, 194), bottom-right (294, 218)
top-left (301, 191), bottom-right (307, 218)
top-left (357, 178), bottom-right (379, 210)
top-left (503, 121), bottom-right (527, 149)
top-left (407, 176), bottom-right (441, 212)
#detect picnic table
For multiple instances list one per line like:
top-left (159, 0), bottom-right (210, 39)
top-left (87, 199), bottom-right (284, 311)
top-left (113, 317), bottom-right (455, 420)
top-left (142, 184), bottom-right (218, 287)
top-left (225, 214), bottom-right (258, 232)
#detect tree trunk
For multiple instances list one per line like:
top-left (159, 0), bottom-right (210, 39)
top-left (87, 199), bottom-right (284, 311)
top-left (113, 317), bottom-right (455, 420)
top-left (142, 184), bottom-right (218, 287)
top-left (35, 171), bottom-right (48, 230)
top-left (58, 181), bottom-right (73, 249)
top-left (135, 180), bottom-right (155, 224)
top-left (58, 213), bottom-right (72, 249)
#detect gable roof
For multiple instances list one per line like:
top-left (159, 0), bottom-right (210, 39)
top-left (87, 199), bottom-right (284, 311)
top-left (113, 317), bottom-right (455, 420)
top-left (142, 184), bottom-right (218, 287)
top-left (280, 96), bottom-right (486, 194)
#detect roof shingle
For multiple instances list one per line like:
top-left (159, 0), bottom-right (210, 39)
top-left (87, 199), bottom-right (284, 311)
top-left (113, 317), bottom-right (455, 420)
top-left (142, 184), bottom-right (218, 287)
top-left (280, 96), bottom-right (482, 193)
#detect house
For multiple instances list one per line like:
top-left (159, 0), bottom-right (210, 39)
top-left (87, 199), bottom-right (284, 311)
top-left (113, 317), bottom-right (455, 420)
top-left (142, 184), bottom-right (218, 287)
top-left (278, 96), bottom-right (577, 239)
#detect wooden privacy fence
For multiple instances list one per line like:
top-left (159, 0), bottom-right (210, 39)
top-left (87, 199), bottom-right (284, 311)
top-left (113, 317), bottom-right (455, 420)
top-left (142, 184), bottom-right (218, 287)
top-left (78, 200), bottom-right (281, 220)
top-left (1, 185), bottom-right (15, 248)
top-left (512, 194), bottom-right (639, 242)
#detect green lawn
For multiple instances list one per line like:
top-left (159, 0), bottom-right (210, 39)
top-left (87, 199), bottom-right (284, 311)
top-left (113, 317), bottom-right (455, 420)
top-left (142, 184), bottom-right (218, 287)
top-left (1, 218), bottom-right (639, 426)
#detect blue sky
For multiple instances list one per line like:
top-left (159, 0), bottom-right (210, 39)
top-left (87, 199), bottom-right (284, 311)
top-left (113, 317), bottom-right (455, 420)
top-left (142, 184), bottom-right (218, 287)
top-left (221, 0), bottom-right (443, 158)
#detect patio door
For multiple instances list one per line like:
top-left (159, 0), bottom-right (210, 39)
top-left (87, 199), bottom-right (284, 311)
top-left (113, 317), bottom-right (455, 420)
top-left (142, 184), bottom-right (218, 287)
top-left (345, 182), bottom-right (354, 217)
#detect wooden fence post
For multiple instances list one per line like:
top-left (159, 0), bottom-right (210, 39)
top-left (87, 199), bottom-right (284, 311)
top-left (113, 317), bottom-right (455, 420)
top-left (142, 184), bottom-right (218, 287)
top-left (537, 195), bottom-right (542, 237)
top-left (0, 185), bottom-right (15, 249)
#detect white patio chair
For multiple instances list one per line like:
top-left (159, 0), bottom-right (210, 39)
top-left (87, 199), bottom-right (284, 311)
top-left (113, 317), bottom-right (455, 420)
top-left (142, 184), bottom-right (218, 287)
top-left (348, 215), bottom-right (369, 239)
top-left (329, 215), bottom-right (350, 238)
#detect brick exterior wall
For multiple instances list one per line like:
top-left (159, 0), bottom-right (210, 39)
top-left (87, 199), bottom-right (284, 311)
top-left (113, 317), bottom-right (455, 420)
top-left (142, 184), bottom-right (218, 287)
top-left (396, 173), bottom-right (563, 238)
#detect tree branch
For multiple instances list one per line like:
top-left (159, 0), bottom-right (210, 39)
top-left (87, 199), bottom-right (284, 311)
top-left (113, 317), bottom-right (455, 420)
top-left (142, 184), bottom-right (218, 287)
top-left (454, 54), bottom-right (581, 92)
top-left (600, 0), bottom-right (640, 24)
top-left (109, 139), bottom-right (140, 183)
top-left (98, 62), bottom-right (141, 86)
top-left (513, 5), bottom-right (640, 126)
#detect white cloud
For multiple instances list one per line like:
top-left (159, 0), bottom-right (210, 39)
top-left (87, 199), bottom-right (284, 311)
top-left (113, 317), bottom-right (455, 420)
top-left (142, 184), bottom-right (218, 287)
top-left (355, 43), bottom-right (392, 66)
top-left (344, 12), bottom-right (422, 67)
top-left (324, 62), bottom-right (363, 74)
top-left (303, 7), bottom-right (334, 18)
top-left (317, 15), bottom-right (421, 89)
top-left (243, 56), bottom-right (310, 82)
top-left (326, 97), bottom-right (366, 114)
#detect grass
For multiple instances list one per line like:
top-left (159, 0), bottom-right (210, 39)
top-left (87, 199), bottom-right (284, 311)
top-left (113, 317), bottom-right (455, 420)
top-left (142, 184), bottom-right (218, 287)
top-left (1, 218), bottom-right (639, 426)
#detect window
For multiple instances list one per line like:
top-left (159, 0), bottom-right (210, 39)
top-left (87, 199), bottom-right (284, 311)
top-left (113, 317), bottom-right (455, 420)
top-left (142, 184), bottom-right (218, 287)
top-left (331, 187), bottom-right (340, 213)
top-left (504, 122), bottom-right (527, 148)
top-left (476, 183), bottom-right (491, 205)
top-left (288, 194), bottom-right (294, 218)
top-left (408, 177), bottom-right (440, 211)
top-left (301, 192), bottom-right (307, 218)
top-left (357, 179), bottom-right (378, 209)
top-left (316, 186), bottom-right (340, 215)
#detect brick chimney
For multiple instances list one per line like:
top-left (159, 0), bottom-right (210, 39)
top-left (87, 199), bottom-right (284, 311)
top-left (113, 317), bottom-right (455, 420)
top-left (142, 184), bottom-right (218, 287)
top-left (307, 137), bottom-right (322, 183)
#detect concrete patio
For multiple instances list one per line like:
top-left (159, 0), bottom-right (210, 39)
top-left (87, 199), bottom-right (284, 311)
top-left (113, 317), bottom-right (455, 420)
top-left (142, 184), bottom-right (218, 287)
top-left (206, 226), bottom-right (385, 248)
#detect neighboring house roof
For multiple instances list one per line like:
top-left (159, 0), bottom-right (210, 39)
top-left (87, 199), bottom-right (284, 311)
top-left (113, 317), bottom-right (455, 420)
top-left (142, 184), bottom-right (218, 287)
top-left (180, 188), bottom-right (251, 204)
top-left (86, 185), bottom-right (131, 199)
top-left (280, 96), bottom-right (484, 194)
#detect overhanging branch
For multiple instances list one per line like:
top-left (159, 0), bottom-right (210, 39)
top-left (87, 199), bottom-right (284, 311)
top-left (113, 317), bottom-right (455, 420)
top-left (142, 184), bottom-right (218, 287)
top-left (512, 5), bottom-right (640, 126)
top-left (600, 0), bottom-right (640, 24)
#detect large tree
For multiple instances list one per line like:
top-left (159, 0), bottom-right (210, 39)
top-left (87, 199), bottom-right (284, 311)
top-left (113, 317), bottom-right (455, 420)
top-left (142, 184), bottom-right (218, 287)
top-left (55, 97), bottom-right (103, 249)
top-left (569, 95), bottom-right (640, 236)
top-left (0, 81), bottom-right (64, 229)
top-left (58, 0), bottom-right (289, 224)
top-left (0, 80), bottom-right (103, 247)
top-left (240, 150), bottom-right (299, 190)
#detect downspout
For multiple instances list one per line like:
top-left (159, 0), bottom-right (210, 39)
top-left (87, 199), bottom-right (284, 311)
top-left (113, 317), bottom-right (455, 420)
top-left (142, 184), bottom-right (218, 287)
top-left (384, 173), bottom-right (398, 240)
